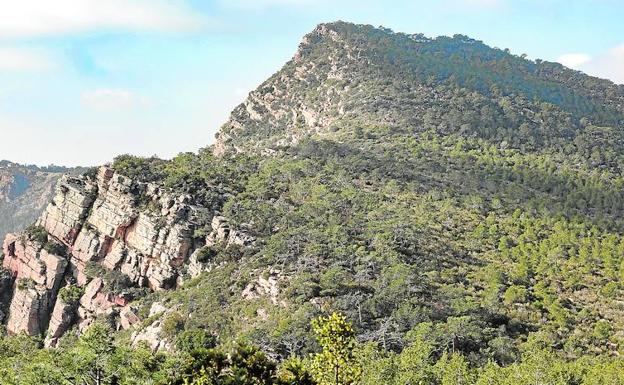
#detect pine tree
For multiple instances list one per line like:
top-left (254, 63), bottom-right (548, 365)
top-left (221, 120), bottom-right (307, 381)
top-left (309, 313), bottom-right (362, 385)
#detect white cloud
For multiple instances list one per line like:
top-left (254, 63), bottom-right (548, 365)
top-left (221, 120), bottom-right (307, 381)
top-left (558, 45), bottom-right (624, 85)
top-left (583, 44), bottom-right (624, 85)
top-left (0, 47), bottom-right (55, 71)
top-left (220, 0), bottom-right (321, 10)
top-left (81, 88), bottom-right (148, 110)
top-left (556, 53), bottom-right (592, 69)
top-left (0, 0), bottom-right (204, 38)
top-left (452, 0), bottom-right (505, 8)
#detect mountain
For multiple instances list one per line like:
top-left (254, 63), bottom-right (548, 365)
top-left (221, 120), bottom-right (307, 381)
top-left (0, 161), bottom-right (83, 242)
top-left (216, 22), bottom-right (623, 156)
top-left (1, 22), bottom-right (624, 383)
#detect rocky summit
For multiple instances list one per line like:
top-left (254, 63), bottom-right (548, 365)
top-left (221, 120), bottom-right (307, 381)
top-left (2, 21), bottom-right (624, 384)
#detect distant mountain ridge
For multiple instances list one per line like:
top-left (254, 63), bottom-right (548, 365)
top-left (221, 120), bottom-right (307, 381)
top-left (0, 161), bottom-right (83, 242)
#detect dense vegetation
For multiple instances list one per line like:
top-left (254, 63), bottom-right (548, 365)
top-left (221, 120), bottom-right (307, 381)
top-left (3, 22), bottom-right (624, 383)
top-left (111, 128), bottom-right (624, 360)
top-left (0, 312), bottom-right (622, 384)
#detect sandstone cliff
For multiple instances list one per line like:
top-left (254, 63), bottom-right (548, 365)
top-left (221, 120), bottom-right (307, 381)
top-left (0, 166), bottom-right (252, 346)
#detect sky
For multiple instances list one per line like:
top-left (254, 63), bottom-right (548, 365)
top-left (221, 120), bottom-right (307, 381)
top-left (0, 0), bottom-right (622, 166)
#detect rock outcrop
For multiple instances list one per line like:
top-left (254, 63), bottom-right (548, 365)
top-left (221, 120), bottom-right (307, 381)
top-left (242, 269), bottom-right (283, 305)
top-left (0, 166), bottom-right (251, 344)
top-left (206, 216), bottom-right (255, 248)
top-left (130, 302), bottom-right (172, 351)
top-left (2, 233), bottom-right (68, 335)
top-left (6, 285), bottom-right (51, 336)
top-left (45, 296), bottom-right (77, 347)
top-left (119, 306), bottom-right (140, 330)
top-left (214, 23), bottom-right (366, 156)
top-left (187, 216), bottom-right (255, 278)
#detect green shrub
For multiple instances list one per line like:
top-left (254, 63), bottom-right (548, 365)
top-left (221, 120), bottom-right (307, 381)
top-left (503, 285), bottom-right (528, 305)
top-left (161, 312), bottom-right (185, 339)
top-left (600, 282), bottom-right (619, 298)
top-left (195, 246), bottom-right (217, 263)
top-left (44, 241), bottom-right (67, 256)
top-left (593, 320), bottom-right (613, 344)
top-left (82, 167), bottom-right (99, 180)
top-left (175, 329), bottom-right (217, 353)
top-left (24, 225), bottom-right (48, 245)
top-left (17, 278), bottom-right (36, 291)
top-left (84, 261), bottom-right (107, 280)
top-left (112, 154), bottom-right (167, 183)
top-left (58, 285), bottom-right (84, 304)
top-left (104, 270), bottom-right (134, 295)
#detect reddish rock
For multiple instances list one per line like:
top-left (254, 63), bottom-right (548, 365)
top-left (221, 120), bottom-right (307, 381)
top-left (0, 166), bottom-right (225, 341)
top-left (45, 297), bottom-right (77, 347)
top-left (79, 277), bottom-right (104, 311)
top-left (6, 286), bottom-right (51, 335)
top-left (119, 306), bottom-right (140, 330)
top-left (2, 235), bottom-right (67, 291)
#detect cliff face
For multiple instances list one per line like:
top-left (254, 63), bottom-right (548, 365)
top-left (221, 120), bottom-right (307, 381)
top-left (0, 166), bottom-right (251, 346)
top-left (214, 22), bottom-right (403, 156)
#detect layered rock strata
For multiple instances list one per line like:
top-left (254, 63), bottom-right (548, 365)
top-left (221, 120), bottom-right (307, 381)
top-left (0, 166), bottom-right (253, 345)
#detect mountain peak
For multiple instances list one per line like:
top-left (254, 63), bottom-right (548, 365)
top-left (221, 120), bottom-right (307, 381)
top-left (214, 21), bottom-right (623, 156)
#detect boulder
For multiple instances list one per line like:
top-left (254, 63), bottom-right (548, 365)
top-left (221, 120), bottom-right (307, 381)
top-left (119, 306), bottom-right (140, 330)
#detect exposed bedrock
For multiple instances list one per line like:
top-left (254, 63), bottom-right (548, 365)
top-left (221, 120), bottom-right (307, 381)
top-left (0, 166), bottom-right (254, 344)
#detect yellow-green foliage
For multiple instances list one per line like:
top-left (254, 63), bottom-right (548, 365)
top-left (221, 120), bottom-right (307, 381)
top-left (308, 313), bottom-right (361, 385)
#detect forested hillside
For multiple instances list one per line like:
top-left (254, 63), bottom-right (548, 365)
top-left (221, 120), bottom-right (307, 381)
top-left (1, 22), bottom-right (624, 384)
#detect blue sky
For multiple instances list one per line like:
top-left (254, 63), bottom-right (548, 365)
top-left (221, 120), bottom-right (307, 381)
top-left (0, 0), bottom-right (622, 166)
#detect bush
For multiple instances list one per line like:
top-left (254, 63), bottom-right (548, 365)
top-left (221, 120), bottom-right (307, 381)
top-left (24, 225), bottom-right (48, 245)
top-left (161, 312), bottom-right (185, 339)
top-left (84, 262), bottom-right (107, 280)
top-left (82, 167), bottom-right (99, 180)
top-left (44, 241), bottom-right (67, 256)
top-left (17, 278), bottom-right (36, 291)
top-left (59, 285), bottom-right (84, 304)
top-left (175, 329), bottom-right (217, 353)
top-left (195, 246), bottom-right (217, 263)
top-left (593, 320), bottom-right (612, 344)
top-left (85, 262), bottom-right (133, 295)
top-left (112, 154), bottom-right (167, 183)
top-left (503, 285), bottom-right (528, 305)
top-left (104, 270), bottom-right (134, 295)
top-left (600, 282), bottom-right (619, 298)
